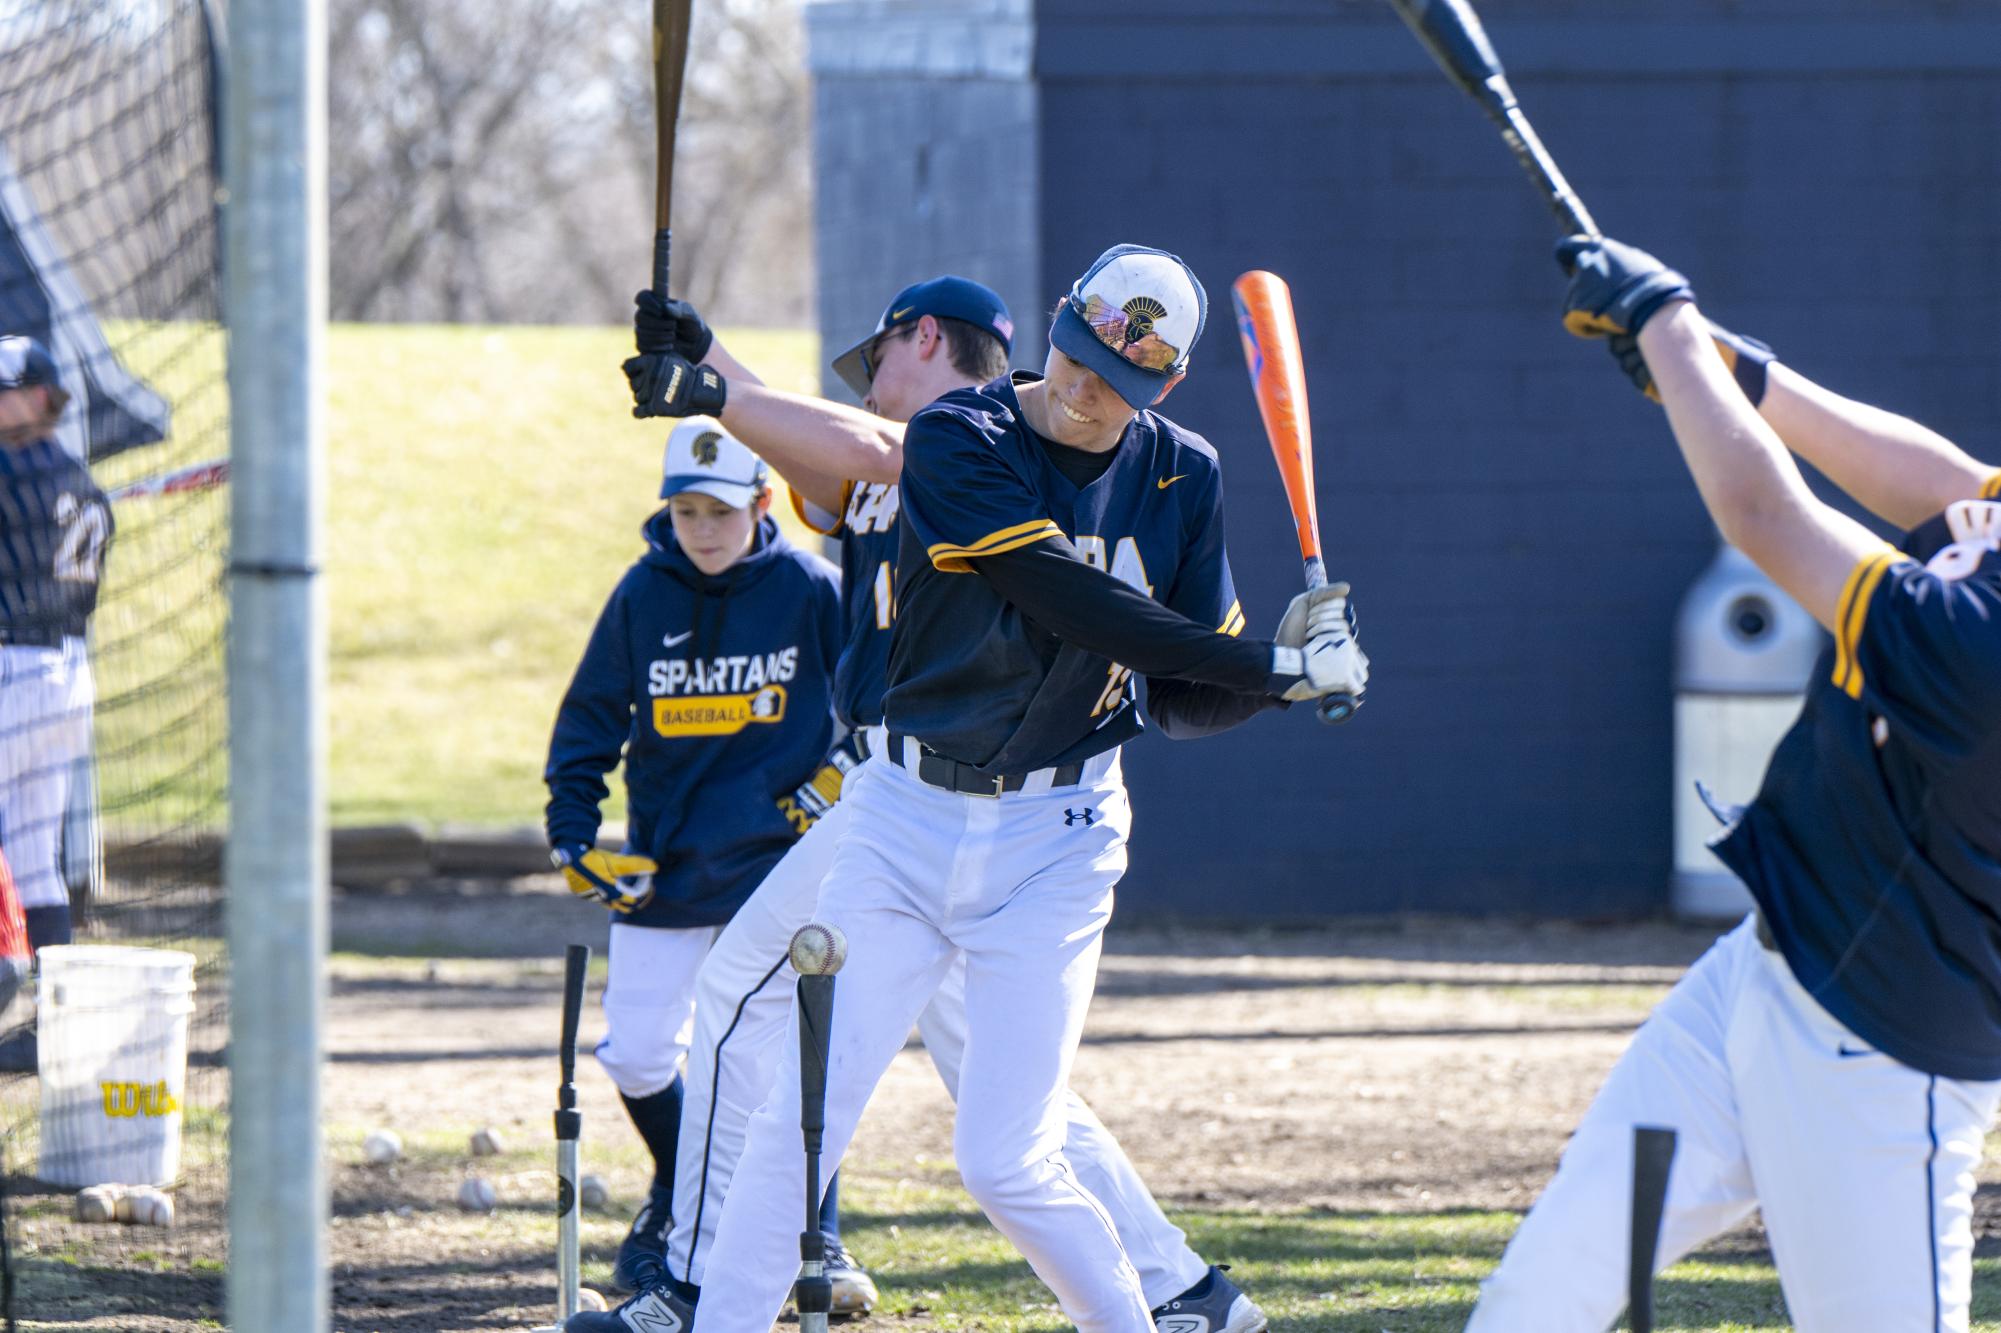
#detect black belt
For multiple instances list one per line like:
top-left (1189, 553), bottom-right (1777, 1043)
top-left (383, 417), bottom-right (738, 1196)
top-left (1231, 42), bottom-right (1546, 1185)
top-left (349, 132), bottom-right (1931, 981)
top-left (883, 732), bottom-right (1084, 798)
top-left (0, 627), bottom-right (67, 648)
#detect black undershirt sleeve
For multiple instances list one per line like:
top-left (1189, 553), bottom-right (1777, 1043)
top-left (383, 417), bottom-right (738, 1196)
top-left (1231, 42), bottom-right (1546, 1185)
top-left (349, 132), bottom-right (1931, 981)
top-left (973, 537), bottom-right (1294, 702)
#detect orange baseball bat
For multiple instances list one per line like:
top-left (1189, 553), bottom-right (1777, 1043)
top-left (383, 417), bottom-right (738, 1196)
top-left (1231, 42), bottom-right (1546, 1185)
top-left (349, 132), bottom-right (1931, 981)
top-left (1231, 269), bottom-right (1357, 724)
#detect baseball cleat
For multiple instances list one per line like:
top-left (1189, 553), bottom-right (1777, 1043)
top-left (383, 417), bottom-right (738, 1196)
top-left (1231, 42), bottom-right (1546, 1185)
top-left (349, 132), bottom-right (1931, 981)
top-left (563, 1281), bottom-right (692, 1333)
top-left (824, 1235), bottom-right (880, 1316)
top-left (610, 1183), bottom-right (674, 1294)
top-left (1151, 1265), bottom-right (1267, 1333)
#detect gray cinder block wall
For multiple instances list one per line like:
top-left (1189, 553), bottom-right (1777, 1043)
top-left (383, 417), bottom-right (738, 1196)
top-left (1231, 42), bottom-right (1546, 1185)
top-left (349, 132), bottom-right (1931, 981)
top-left (808, 0), bottom-right (2001, 919)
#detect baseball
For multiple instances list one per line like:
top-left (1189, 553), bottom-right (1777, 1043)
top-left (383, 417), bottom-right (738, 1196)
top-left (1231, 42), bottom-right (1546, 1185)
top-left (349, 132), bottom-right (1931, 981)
top-left (114, 1192), bottom-right (134, 1223)
top-left (789, 921), bottom-right (847, 976)
top-left (578, 1289), bottom-right (609, 1312)
top-left (363, 1128), bottom-right (402, 1164)
top-left (75, 1185), bottom-right (119, 1224)
top-left (469, 1126), bottom-right (503, 1157)
top-left (130, 1187), bottom-right (174, 1228)
top-left (579, 1173), bottom-right (610, 1211)
top-left (456, 1176), bottom-right (497, 1212)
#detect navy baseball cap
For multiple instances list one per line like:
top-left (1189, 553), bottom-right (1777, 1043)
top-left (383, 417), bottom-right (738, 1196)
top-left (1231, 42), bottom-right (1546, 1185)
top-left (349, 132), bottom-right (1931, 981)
top-left (831, 276), bottom-right (1015, 397)
top-left (1050, 244), bottom-right (1207, 411)
top-left (0, 335), bottom-right (60, 394)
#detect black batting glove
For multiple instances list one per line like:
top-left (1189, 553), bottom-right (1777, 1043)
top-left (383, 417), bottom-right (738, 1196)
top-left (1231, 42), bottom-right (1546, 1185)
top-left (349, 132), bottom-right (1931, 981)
top-left (1556, 235), bottom-right (1694, 340)
top-left (1609, 322), bottom-right (1775, 406)
top-left (634, 289), bottom-right (715, 362)
top-left (624, 351), bottom-right (728, 419)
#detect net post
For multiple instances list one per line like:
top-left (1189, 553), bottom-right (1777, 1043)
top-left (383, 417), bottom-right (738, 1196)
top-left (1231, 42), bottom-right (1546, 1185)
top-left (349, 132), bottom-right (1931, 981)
top-left (223, 0), bottom-right (328, 1327)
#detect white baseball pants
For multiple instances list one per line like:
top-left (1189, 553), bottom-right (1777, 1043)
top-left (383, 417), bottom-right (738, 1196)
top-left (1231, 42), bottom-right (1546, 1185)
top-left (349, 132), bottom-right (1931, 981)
top-left (1467, 915), bottom-right (2001, 1333)
top-left (692, 751), bottom-right (1156, 1333)
top-left (0, 640), bottom-right (93, 910)
top-left (595, 920), bottom-right (722, 1099)
top-left (667, 754), bottom-right (1206, 1304)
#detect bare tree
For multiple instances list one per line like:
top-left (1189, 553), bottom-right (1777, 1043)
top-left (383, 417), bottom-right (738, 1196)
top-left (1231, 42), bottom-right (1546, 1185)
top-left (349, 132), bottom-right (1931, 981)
top-left (328, 0), bottom-right (812, 327)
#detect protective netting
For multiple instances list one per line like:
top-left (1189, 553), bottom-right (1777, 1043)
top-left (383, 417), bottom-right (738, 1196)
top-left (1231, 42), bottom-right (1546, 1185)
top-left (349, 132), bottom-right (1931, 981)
top-left (0, 2), bottom-right (227, 1324)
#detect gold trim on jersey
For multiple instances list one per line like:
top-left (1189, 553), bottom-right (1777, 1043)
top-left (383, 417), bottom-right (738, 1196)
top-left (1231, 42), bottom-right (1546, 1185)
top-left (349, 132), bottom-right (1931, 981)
top-left (787, 480), bottom-right (853, 537)
top-left (1832, 547), bottom-right (1902, 699)
top-left (1217, 601), bottom-right (1245, 637)
top-left (928, 518), bottom-right (1065, 572)
top-left (1980, 470), bottom-right (2001, 501)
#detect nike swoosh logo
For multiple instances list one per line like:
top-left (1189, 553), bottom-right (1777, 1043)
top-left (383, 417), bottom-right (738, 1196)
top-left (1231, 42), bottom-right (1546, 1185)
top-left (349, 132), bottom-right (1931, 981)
top-left (1837, 1044), bottom-right (1875, 1059)
top-left (891, 306), bottom-right (914, 319)
top-left (662, 631), bottom-right (692, 648)
top-left (1157, 474), bottom-right (1187, 490)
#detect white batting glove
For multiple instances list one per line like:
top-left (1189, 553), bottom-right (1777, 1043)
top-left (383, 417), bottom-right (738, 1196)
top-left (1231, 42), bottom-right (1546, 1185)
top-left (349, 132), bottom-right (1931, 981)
top-left (1283, 631), bottom-right (1368, 702)
top-left (1274, 581), bottom-right (1353, 648)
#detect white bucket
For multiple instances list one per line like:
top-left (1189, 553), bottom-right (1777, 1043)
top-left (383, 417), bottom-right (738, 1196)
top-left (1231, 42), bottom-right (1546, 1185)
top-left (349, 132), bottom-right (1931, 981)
top-left (35, 945), bottom-right (197, 1188)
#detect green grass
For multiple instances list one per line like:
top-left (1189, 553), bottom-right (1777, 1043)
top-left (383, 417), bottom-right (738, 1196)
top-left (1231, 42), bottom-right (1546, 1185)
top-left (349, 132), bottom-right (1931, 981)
top-left (324, 323), bottom-right (820, 826)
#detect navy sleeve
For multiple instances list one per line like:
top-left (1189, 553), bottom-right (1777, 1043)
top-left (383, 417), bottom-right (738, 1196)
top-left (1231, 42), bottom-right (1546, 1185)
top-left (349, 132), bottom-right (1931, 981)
top-left (543, 583), bottom-right (638, 846)
top-left (1838, 542), bottom-right (2001, 759)
top-left (974, 537), bottom-right (1282, 693)
top-left (1143, 467), bottom-right (1283, 737)
top-left (900, 404), bottom-right (1064, 572)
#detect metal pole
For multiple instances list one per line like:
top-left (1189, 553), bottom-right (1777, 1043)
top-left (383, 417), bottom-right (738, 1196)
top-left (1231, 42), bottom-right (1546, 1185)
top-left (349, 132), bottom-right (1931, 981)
top-left (223, 0), bottom-right (327, 1327)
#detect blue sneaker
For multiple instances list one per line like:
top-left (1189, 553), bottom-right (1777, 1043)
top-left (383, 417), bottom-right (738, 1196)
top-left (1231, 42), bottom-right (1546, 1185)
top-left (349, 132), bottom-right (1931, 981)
top-left (611, 1184), bottom-right (673, 1294)
top-left (564, 1281), bottom-right (692, 1333)
top-left (1151, 1265), bottom-right (1267, 1333)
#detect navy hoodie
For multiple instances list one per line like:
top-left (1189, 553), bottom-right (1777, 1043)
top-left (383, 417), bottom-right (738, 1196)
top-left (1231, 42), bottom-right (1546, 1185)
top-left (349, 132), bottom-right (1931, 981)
top-left (544, 510), bottom-right (842, 929)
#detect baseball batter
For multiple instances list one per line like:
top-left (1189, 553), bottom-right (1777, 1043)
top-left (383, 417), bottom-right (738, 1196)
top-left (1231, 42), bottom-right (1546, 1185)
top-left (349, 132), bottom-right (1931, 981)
top-left (602, 276), bottom-right (1273, 1332)
top-left (543, 420), bottom-right (842, 1291)
top-left (582, 243), bottom-right (1367, 1333)
top-left (0, 335), bottom-right (109, 1070)
top-left (1466, 236), bottom-right (2001, 1331)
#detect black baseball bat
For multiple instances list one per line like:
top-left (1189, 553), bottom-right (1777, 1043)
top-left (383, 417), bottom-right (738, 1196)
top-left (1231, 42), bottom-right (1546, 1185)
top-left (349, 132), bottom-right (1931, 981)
top-left (553, 944), bottom-right (591, 1319)
top-left (652, 0), bottom-right (694, 298)
top-left (795, 973), bottom-right (837, 1333)
top-left (1384, 0), bottom-right (1600, 237)
top-left (1628, 1125), bottom-right (1678, 1333)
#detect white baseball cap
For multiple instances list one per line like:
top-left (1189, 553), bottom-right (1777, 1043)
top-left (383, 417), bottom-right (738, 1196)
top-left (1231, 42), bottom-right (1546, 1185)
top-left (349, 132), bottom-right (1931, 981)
top-left (1049, 244), bottom-right (1208, 410)
top-left (659, 417), bottom-right (769, 507)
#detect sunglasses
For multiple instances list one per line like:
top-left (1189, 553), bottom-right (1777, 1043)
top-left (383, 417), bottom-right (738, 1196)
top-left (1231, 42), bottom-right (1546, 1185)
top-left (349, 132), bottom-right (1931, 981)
top-left (858, 324), bottom-right (917, 385)
top-left (1071, 291), bottom-right (1183, 374)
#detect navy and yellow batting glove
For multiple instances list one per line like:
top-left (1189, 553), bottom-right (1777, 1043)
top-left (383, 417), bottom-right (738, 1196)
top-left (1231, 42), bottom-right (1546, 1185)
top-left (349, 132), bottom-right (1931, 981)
top-left (1556, 235), bottom-right (1693, 340)
top-left (776, 736), bottom-right (864, 837)
top-left (551, 842), bottom-right (657, 914)
top-left (1609, 322), bottom-right (1774, 406)
top-left (623, 351), bottom-right (728, 420)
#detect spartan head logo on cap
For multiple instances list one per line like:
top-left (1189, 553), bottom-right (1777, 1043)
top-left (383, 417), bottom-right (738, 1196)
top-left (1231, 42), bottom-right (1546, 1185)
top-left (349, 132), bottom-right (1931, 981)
top-left (692, 431), bottom-right (722, 467)
top-left (1054, 245), bottom-right (1209, 411)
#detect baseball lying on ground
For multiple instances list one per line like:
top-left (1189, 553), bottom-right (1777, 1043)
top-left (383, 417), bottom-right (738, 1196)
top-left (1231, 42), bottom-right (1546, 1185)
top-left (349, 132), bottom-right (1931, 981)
top-left (579, 1173), bottom-right (610, 1211)
top-left (363, 1128), bottom-right (402, 1164)
top-left (789, 921), bottom-right (847, 976)
top-left (578, 1289), bottom-right (609, 1312)
top-left (469, 1126), bottom-right (503, 1157)
top-left (129, 1186), bottom-right (174, 1228)
top-left (456, 1176), bottom-right (497, 1212)
top-left (76, 1185), bottom-right (120, 1223)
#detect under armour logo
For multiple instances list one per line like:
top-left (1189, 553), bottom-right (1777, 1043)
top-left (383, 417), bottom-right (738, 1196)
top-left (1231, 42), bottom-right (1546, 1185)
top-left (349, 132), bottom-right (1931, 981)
top-left (1063, 808), bottom-right (1096, 826)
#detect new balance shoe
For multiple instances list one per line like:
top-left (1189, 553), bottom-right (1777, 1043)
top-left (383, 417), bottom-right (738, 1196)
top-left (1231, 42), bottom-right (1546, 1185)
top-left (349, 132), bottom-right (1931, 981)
top-left (824, 1235), bottom-right (880, 1316)
top-left (1151, 1265), bottom-right (1267, 1333)
top-left (564, 1280), bottom-right (692, 1333)
top-left (611, 1183), bottom-right (674, 1294)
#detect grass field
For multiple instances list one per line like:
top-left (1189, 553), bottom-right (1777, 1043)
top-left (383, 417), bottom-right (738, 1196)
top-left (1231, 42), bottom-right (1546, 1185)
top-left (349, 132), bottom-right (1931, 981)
top-left (324, 323), bottom-right (821, 826)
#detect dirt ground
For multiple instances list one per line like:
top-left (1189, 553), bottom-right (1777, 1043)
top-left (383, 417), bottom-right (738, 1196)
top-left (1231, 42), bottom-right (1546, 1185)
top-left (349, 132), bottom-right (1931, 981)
top-left (6, 876), bottom-right (1994, 1331)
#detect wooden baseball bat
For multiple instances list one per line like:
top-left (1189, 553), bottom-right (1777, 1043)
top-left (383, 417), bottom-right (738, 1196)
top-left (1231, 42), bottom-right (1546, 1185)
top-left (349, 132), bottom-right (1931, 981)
top-left (652, 0), bottom-right (694, 298)
top-left (1230, 270), bottom-right (1358, 725)
top-left (1383, 0), bottom-right (1599, 237)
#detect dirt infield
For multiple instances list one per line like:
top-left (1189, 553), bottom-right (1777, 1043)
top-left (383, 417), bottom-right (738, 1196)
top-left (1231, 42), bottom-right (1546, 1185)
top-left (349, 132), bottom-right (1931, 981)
top-left (7, 877), bottom-right (1996, 1331)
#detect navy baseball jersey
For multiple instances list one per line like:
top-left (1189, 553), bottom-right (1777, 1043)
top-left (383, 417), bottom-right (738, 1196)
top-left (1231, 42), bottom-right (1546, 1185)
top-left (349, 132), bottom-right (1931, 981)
top-left (1712, 481), bottom-right (2001, 1079)
top-left (545, 511), bottom-right (843, 929)
top-left (790, 480), bottom-right (900, 729)
top-left (0, 438), bottom-right (112, 637)
top-left (886, 373), bottom-right (1244, 773)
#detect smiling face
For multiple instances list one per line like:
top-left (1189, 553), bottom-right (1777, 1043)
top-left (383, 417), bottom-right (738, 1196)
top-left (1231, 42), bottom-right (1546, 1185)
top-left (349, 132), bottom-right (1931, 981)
top-left (668, 490), bottom-right (770, 575)
top-left (1030, 345), bottom-right (1182, 453)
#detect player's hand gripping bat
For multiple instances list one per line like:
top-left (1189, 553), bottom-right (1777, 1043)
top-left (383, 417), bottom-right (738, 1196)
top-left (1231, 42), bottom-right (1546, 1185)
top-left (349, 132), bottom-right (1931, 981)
top-left (1384, 0), bottom-right (1598, 237)
top-left (652, 0), bottom-right (694, 298)
top-left (1231, 270), bottom-right (1358, 726)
